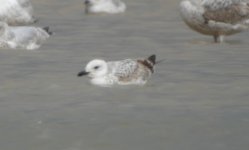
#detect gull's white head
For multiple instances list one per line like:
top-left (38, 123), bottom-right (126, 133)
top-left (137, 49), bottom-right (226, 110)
top-left (84, 0), bottom-right (126, 14)
top-left (78, 59), bottom-right (108, 78)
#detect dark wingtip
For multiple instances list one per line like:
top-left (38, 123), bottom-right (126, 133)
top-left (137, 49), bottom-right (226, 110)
top-left (148, 54), bottom-right (156, 64)
top-left (43, 26), bottom-right (53, 35)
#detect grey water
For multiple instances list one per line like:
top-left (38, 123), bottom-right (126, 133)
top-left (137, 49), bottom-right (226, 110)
top-left (0, 0), bottom-right (249, 149)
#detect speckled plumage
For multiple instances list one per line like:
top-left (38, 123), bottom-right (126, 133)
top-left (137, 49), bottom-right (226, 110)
top-left (180, 0), bottom-right (249, 42)
top-left (78, 55), bottom-right (156, 86)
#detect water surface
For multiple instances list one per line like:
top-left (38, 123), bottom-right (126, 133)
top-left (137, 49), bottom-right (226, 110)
top-left (0, 0), bottom-right (249, 150)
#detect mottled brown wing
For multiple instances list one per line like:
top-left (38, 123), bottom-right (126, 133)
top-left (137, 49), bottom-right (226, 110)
top-left (203, 2), bottom-right (249, 24)
top-left (137, 59), bottom-right (154, 73)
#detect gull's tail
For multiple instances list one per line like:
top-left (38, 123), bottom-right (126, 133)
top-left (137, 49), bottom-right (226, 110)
top-left (43, 26), bottom-right (53, 35)
top-left (147, 54), bottom-right (156, 65)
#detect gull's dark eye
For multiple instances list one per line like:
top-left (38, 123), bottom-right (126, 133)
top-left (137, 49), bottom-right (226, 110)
top-left (94, 66), bottom-right (100, 70)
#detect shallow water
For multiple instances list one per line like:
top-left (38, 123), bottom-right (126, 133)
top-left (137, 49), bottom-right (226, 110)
top-left (0, 0), bottom-right (249, 149)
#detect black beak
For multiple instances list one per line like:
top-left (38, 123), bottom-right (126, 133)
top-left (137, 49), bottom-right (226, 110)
top-left (77, 70), bottom-right (89, 77)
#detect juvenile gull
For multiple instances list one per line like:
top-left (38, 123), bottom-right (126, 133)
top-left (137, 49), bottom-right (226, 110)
top-left (78, 55), bottom-right (156, 86)
top-left (0, 0), bottom-right (36, 25)
top-left (0, 21), bottom-right (52, 50)
top-left (180, 0), bottom-right (249, 43)
top-left (84, 0), bottom-right (126, 14)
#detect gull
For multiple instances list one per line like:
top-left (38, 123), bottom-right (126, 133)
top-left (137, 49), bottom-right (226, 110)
top-left (0, 0), bottom-right (36, 25)
top-left (180, 0), bottom-right (249, 43)
top-left (84, 0), bottom-right (126, 14)
top-left (0, 21), bottom-right (52, 50)
top-left (78, 55), bottom-right (156, 86)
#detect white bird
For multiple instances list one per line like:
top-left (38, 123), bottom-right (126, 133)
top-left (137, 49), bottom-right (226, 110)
top-left (84, 0), bottom-right (126, 14)
top-left (180, 0), bottom-right (249, 43)
top-left (0, 0), bottom-right (36, 25)
top-left (78, 55), bottom-right (156, 86)
top-left (0, 21), bottom-right (52, 50)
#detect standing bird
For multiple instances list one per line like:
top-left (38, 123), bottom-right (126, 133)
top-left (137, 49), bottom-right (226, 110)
top-left (0, 0), bottom-right (37, 25)
top-left (180, 0), bottom-right (249, 43)
top-left (84, 0), bottom-right (126, 14)
top-left (78, 55), bottom-right (156, 86)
